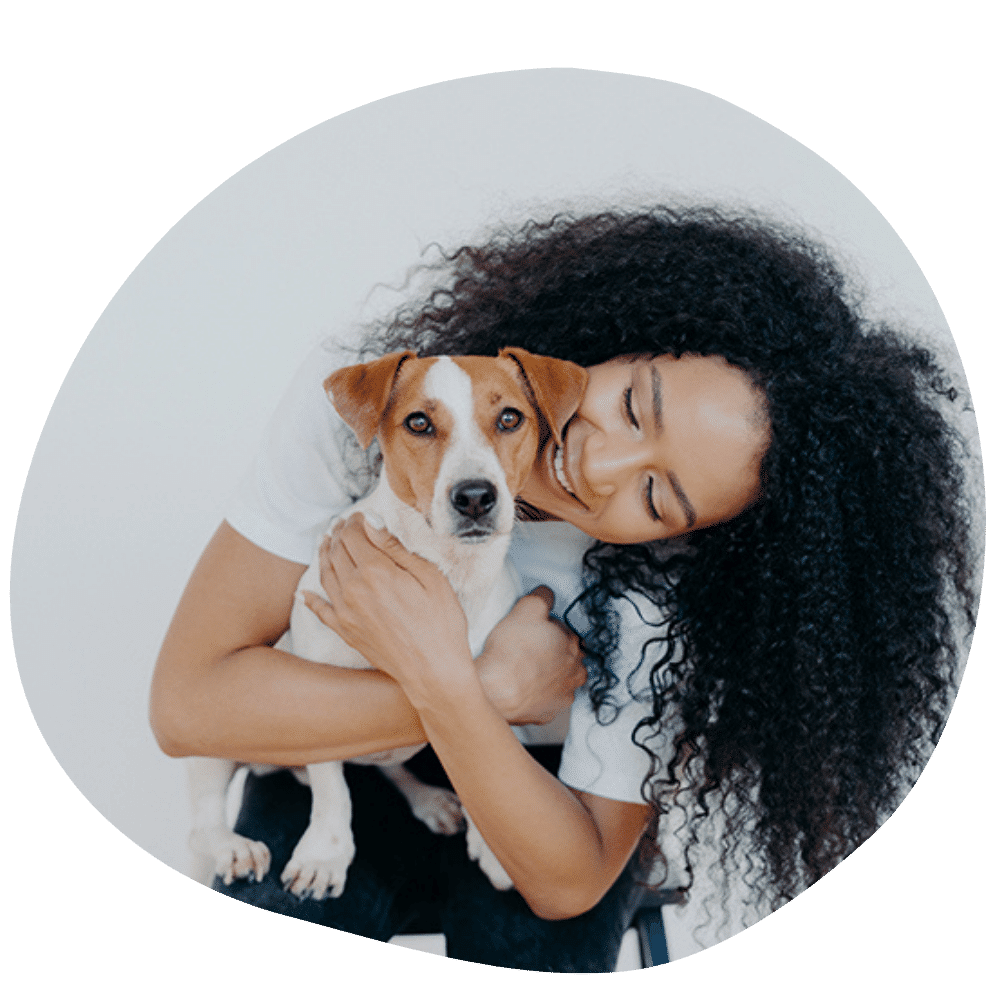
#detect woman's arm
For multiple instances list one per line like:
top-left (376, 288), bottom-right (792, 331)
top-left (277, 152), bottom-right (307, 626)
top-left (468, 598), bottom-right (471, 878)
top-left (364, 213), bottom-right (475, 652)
top-left (150, 521), bottom-right (585, 764)
top-left (305, 515), bottom-right (654, 919)
top-left (415, 678), bottom-right (653, 920)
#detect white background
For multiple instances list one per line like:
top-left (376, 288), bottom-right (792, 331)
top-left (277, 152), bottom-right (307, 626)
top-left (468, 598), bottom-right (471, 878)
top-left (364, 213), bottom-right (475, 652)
top-left (10, 64), bottom-right (973, 895)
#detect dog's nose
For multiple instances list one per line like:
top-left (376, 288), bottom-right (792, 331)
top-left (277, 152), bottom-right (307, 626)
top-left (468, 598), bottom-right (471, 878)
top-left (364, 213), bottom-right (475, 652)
top-left (450, 479), bottom-right (498, 521)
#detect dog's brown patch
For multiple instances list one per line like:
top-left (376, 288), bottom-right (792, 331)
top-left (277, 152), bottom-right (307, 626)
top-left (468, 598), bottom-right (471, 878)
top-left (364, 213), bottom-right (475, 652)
top-left (376, 359), bottom-right (454, 516)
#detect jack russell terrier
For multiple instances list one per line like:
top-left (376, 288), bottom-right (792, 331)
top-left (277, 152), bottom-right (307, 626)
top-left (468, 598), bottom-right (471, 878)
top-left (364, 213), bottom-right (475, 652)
top-left (187, 348), bottom-right (588, 901)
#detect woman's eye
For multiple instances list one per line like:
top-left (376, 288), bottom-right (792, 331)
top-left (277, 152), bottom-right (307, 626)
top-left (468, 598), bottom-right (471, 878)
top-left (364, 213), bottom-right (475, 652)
top-left (645, 477), bottom-right (661, 522)
top-left (404, 412), bottom-right (433, 435)
top-left (497, 408), bottom-right (523, 432)
top-left (624, 387), bottom-right (640, 429)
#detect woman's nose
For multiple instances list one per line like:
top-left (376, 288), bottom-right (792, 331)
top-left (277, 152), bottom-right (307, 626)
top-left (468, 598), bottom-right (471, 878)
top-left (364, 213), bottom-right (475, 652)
top-left (580, 430), bottom-right (641, 497)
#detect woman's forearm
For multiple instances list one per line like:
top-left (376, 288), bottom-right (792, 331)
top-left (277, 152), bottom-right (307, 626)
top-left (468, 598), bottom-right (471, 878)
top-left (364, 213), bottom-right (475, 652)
top-left (150, 521), bottom-right (429, 764)
top-left (152, 642), bottom-right (428, 764)
top-left (406, 659), bottom-right (652, 920)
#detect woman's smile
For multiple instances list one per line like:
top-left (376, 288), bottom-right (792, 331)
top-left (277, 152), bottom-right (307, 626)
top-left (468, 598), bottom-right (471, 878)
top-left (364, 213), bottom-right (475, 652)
top-left (552, 442), bottom-right (576, 499)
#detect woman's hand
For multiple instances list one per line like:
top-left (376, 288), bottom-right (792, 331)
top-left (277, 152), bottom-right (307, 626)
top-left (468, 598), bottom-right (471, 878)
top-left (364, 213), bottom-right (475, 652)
top-left (477, 586), bottom-right (587, 725)
top-left (303, 513), bottom-right (473, 690)
top-left (302, 514), bottom-right (587, 724)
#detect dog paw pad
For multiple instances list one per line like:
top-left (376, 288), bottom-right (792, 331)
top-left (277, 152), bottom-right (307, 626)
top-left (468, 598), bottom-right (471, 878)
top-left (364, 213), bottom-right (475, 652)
top-left (281, 834), bottom-right (356, 901)
top-left (410, 787), bottom-right (466, 835)
top-left (218, 843), bottom-right (271, 884)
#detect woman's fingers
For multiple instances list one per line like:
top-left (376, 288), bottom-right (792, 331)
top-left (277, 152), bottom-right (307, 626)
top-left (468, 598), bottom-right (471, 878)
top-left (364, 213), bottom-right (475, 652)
top-left (522, 584), bottom-right (556, 615)
top-left (477, 588), bottom-right (587, 724)
top-left (319, 517), bottom-right (392, 607)
top-left (303, 535), bottom-right (348, 634)
top-left (323, 529), bottom-right (362, 589)
top-left (304, 512), bottom-right (470, 686)
top-left (329, 514), bottom-right (429, 585)
top-left (321, 530), bottom-right (355, 570)
top-left (340, 514), bottom-right (463, 610)
top-left (302, 588), bottom-right (337, 629)
top-left (321, 515), bottom-right (432, 612)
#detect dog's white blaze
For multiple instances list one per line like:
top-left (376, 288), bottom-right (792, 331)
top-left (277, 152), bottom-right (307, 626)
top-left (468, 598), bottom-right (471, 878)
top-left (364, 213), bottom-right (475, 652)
top-left (425, 357), bottom-right (475, 440)
top-left (423, 358), bottom-right (513, 536)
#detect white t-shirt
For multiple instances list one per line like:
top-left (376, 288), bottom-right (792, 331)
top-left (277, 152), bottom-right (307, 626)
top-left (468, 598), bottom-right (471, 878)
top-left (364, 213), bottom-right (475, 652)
top-left (225, 338), bottom-right (672, 805)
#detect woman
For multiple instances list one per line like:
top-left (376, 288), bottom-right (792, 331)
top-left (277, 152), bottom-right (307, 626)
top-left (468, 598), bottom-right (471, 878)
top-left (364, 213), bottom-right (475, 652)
top-left (150, 207), bottom-right (978, 971)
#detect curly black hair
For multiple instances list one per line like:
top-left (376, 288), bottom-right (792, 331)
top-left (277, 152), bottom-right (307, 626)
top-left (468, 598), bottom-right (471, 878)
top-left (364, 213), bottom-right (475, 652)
top-left (360, 207), bottom-right (980, 918)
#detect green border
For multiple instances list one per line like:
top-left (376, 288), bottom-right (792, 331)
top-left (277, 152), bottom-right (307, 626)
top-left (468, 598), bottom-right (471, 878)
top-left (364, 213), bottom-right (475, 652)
top-left (0, 2), bottom-right (997, 997)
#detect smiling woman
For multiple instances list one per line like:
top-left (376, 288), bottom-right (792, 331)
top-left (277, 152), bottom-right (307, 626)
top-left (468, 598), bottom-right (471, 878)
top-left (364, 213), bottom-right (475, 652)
top-left (149, 205), bottom-right (979, 972)
top-left (354, 205), bottom-right (979, 915)
top-left (520, 354), bottom-right (769, 542)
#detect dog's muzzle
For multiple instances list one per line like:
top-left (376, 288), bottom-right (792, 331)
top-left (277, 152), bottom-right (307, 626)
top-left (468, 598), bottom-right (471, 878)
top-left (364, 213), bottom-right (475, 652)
top-left (450, 479), bottom-right (499, 539)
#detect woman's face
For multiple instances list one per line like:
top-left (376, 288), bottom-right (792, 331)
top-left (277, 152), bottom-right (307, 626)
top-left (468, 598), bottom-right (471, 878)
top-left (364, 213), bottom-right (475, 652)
top-left (519, 354), bottom-right (769, 544)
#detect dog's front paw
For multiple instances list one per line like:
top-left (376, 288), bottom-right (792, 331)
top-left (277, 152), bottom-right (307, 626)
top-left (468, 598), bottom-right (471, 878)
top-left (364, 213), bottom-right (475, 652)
top-left (464, 812), bottom-right (514, 892)
top-left (409, 786), bottom-right (466, 835)
top-left (280, 826), bottom-right (356, 901)
top-left (191, 826), bottom-right (272, 886)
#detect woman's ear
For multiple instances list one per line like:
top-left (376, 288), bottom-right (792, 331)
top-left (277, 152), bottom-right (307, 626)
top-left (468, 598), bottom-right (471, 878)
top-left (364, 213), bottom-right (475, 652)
top-left (324, 351), bottom-right (416, 448)
top-left (501, 347), bottom-right (589, 441)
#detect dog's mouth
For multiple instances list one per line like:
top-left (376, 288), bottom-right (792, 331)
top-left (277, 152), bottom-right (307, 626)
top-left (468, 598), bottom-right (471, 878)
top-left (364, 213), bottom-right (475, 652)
top-left (455, 525), bottom-right (497, 543)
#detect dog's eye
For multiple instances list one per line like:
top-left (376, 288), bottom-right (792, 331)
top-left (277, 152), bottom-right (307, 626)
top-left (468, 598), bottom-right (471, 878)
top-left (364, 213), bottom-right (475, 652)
top-left (404, 412), bottom-right (434, 435)
top-left (497, 408), bottom-right (523, 432)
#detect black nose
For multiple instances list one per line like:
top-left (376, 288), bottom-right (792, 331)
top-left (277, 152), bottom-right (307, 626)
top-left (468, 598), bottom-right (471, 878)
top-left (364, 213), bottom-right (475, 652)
top-left (450, 479), bottom-right (497, 521)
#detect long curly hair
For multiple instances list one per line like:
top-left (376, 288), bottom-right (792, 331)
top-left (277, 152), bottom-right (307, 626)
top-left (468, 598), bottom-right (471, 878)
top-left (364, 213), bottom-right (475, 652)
top-left (360, 207), bottom-right (980, 916)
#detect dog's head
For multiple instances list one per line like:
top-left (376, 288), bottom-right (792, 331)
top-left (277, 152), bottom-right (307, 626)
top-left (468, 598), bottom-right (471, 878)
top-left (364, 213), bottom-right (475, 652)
top-left (325, 348), bottom-right (587, 542)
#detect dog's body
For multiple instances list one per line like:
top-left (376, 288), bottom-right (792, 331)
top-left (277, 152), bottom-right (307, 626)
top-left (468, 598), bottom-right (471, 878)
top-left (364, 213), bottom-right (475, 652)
top-left (187, 349), bottom-right (587, 901)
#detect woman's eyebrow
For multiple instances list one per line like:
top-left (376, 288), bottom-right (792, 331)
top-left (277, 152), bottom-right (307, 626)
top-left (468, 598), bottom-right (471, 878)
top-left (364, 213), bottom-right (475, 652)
top-left (667, 471), bottom-right (697, 529)
top-left (649, 362), bottom-right (664, 432)
top-left (648, 362), bottom-right (696, 527)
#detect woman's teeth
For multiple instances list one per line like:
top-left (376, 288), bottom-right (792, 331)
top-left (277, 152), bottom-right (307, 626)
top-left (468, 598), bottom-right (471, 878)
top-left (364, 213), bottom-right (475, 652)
top-left (554, 444), bottom-right (574, 495)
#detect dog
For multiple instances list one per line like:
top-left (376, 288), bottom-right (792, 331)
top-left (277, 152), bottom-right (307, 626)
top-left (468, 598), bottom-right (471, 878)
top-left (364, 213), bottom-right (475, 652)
top-left (187, 347), bottom-right (588, 901)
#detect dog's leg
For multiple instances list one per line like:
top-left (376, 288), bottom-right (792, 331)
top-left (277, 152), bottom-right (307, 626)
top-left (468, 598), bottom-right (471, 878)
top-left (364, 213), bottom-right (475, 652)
top-left (463, 809), bottom-right (514, 891)
top-left (187, 757), bottom-right (271, 886)
top-left (281, 761), bottom-right (355, 900)
top-left (378, 763), bottom-right (465, 835)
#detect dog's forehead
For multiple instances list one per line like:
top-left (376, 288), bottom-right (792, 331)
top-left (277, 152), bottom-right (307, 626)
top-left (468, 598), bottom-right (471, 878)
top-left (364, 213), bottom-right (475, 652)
top-left (390, 355), bottom-right (527, 416)
top-left (421, 356), bottom-right (473, 403)
top-left (388, 355), bottom-right (453, 402)
top-left (447, 355), bottom-right (524, 396)
top-left (404, 356), bottom-right (524, 398)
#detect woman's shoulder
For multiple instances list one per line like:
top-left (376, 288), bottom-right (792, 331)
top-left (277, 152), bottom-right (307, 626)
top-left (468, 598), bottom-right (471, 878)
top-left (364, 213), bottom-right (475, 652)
top-left (224, 337), bottom-right (374, 564)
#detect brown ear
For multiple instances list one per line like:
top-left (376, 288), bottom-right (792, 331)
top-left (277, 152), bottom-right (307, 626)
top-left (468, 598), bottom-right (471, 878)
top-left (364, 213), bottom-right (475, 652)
top-left (502, 347), bottom-right (589, 440)
top-left (323, 351), bottom-right (416, 448)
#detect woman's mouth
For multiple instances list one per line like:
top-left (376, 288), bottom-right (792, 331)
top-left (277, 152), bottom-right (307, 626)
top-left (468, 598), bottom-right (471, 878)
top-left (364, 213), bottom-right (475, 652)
top-left (553, 443), bottom-right (581, 501)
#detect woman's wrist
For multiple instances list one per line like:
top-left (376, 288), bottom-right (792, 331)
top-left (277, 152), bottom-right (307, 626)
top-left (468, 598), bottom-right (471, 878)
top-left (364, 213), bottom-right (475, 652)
top-left (409, 667), bottom-right (503, 746)
top-left (394, 647), bottom-right (483, 718)
top-left (475, 649), bottom-right (518, 719)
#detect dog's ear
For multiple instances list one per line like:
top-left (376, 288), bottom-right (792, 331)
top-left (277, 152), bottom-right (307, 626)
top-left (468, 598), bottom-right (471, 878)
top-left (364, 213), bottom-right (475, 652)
top-left (501, 347), bottom-right (589, 441)
top-left (324, 351), bottom-right (416, 448)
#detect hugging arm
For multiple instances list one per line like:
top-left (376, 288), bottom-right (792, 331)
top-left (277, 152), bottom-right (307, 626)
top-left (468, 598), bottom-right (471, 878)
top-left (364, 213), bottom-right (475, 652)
top-left (306, 515), bottom-right (654, 920)
top-left (149, 520), bottom-right (582, 765)
top-left (150, 521), bottom-right (425, 763)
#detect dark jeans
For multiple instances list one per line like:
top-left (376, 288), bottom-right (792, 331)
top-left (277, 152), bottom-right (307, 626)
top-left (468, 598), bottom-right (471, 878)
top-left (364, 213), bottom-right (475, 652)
top-left (213, 746), bottom-right (647, 972)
